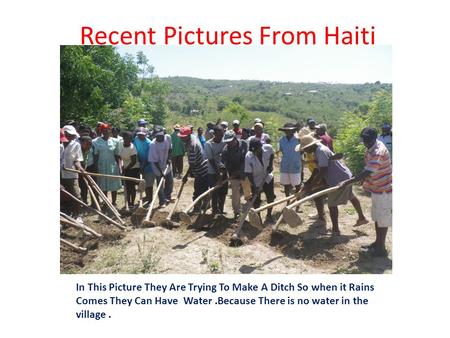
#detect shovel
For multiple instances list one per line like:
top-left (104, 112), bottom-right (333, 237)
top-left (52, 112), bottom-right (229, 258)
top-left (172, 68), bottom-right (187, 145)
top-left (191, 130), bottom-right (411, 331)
top-left (178, 179), bottom-right (229, 226)
top-left (77, 171), bottom-right (126, 226)
top-left (64, 167), bottom-right (145, 185)
top-left (60, 186), bottom-right (126, 230)
top-left (130, 173), bottom-right (147, 226)
top-left (81, 175), bottom-right (101, 211)
top-left (282, 185), bottom-right (343, 227)
top-left (141, 166), bottom-right (170, 227)
top-left (60, 238), bottom-right (87, 253)
top-left (159, 178), bottom-right (187, 227)
top-left (248, 188), bottom-right (305, 228)
top-left (230, 173), bottom-right (269, 246)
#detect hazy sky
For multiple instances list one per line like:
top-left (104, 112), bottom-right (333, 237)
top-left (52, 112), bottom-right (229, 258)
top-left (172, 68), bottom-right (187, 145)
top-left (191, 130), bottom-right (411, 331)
top-left (117, 45), bottom-right (391, 84)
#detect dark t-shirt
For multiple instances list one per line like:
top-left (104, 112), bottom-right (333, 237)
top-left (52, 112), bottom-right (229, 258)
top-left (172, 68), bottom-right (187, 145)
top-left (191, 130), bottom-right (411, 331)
top-left (222, 140), bottom-right (248, 179)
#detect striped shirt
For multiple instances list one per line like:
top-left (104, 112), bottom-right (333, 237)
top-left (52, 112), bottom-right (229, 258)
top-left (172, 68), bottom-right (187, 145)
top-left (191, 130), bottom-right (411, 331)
top-left (186, 136), bottom-right (208, 178)
top-left (363, 140), bottom-right (392, 194)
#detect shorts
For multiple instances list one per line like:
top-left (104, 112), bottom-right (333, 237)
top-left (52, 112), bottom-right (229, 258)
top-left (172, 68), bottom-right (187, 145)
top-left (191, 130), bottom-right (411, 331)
top-left (143, 172), bottom-right (157, 187)
top-left (371, 192), bottom-right (392, 228)
top-left (280, 172), bottom-right (301, 186)
top-left (327, 185), bottom-right (355, 207)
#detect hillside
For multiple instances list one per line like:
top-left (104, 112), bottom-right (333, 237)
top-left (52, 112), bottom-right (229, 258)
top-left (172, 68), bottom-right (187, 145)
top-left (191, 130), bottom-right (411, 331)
top-left (162, 76), bottom-right (392, 135)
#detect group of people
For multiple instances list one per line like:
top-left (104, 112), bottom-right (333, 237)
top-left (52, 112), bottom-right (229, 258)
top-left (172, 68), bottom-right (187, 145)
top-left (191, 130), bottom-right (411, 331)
top-left (60, 116), bottom-right (392, 257)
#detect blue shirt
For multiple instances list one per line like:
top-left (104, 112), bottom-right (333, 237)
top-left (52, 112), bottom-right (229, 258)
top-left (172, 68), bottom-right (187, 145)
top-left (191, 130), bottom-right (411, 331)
top-left (378, 135), bottom-right (392, 154)
top-left (279, 136), bottom-right (302, 173)
top-left (198, 135), bottom-right (206, 148)
top-left (133, 137), bottom-right (153, 173)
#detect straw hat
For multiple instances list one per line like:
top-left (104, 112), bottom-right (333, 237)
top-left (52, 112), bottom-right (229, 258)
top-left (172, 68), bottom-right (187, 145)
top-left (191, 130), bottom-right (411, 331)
top-left (295, 133), bottom-right (321, 152)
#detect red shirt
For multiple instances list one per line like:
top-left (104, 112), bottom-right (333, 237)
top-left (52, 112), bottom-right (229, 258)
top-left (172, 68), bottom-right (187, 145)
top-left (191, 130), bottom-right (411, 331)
top-left (320, 134), bottom-right (334, 151)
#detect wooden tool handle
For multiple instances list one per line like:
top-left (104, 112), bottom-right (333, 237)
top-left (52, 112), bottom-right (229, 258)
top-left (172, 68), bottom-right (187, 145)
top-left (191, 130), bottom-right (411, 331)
top-left (287, 185), bottom-right (342, 210)
top-left (183, 179), bottom-right (229, 213)
top-left (60, 216), bottom-right (102, 238)
top-left (60, 186), bottom-right (126, 230)
top-left (144, 166), bottom-right (170, 222)
top-left (253, 188), bottom-right (304, 213)
top-left (81, 176), bottom-right (100, 211)
top-left (83, 173), bottom-right (125, 225)
top-left (64, 168), bottom-right (143, 183)
top-left (167, 179), bottom-right (187, 219)
top-left (60, 238), bottom-right (87, 253)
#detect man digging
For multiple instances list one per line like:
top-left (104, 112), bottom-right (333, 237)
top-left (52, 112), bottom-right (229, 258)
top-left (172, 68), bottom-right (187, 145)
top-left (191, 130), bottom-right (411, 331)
top-left (296, 134), bottom-right (368, 235)
top-left (245, 139), bottom-right (276, 224)
top-left (222, 130), bottom-right (248, 219)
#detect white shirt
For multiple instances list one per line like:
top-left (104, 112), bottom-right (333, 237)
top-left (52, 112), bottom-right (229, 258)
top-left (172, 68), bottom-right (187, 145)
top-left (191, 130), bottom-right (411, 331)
top-left (244, 144), bottom-right (274, 187)
top-left (61, 139), bottom-right (83, 179)
top-left (120, 143), bottom-right (139, 169)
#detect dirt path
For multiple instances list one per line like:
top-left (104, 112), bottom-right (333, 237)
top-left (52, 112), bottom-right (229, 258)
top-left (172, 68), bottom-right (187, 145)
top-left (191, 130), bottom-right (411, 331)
top-left (60, 178), bottom-right (392, 274)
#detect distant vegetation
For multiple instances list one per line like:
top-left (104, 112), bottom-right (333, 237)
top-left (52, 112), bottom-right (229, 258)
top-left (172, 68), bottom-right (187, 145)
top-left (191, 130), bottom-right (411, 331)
top-left (60, 46), bottom-right (392, 173)
top-left (163, 76), bottom-right (391, 134)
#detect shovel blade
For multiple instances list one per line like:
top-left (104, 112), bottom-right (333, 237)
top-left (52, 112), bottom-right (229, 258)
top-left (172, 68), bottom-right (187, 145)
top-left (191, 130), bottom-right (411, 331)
top-left (179, 212), bottom-right (193, 225)
top-left (248, 209), bottom-right (263, 229)
top-left (138, 181), bottom-right (146, 193)
top-left (130, 207), bottom-right (146, 227)
top-left (283, 208), bottom-right (303, 227)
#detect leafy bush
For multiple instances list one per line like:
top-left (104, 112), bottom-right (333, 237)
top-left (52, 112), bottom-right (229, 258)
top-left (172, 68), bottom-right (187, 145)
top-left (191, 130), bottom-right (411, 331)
top-left (335, 90), bottom-right (392, 174)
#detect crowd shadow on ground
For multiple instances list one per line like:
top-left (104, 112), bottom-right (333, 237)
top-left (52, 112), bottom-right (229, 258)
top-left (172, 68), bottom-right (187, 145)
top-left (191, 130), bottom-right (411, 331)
top-left (165, 208), bottom-right (392, 274)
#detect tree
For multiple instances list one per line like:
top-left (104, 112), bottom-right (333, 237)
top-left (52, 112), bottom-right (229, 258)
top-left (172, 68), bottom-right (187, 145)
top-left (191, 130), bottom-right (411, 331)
top-left (223, 102), bottom-right (248, 121)
top-left (335, 90), bottom-right (392, 173)
top-left (60, 46), bottom-right (139, 125)
top-left (136, 51), bottom-right (154, 79)
top-left (217, 99), bottom-right (228, 111)
top-left (141, 78), bottom-right (170, 126)
top-left (60, 46), bottom-right (170, 129)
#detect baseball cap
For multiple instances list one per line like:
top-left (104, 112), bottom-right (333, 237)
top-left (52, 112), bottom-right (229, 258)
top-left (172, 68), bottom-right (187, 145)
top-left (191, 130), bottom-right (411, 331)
top-left (138, 119), bottom-right (148, 126)
top-left (223, 130), bottom-right (236, 143)
top-left (63, 125), bottom-right (80, 137)
top-left (220, 121), bottom-right (229, 128)
top-left (254, 122), bottom-right (264, 129)
top-left (136, 127), bottom-right (148, 136)
top-left (232, 119), bottom-right (240, 125)
top-left (178, 126), bottom-right (192, 138)
top-left (360, 127), bottom-right (378, 140)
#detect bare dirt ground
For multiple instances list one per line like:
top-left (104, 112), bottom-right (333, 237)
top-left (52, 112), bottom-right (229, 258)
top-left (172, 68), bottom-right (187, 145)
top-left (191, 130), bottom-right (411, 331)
top-left (60, 176), bottom-right (392, 274)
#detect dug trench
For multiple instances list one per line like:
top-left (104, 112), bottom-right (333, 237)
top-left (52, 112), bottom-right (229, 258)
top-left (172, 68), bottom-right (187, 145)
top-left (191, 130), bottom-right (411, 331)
top-left (60, 177), bottom-right (392, 274)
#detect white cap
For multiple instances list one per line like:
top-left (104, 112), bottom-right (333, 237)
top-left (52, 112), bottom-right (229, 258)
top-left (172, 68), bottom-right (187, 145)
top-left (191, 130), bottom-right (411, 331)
top-left (232, 119), bottom-right (240, 125)
top-left (220, 121), bottom-right (229, 127)
top-left (63, 125), bottom-right (80, 137)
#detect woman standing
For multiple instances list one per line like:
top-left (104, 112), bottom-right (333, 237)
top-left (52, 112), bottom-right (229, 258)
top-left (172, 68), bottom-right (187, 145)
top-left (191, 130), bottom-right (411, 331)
top-left (93, 123), bottom-right (122, 206)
